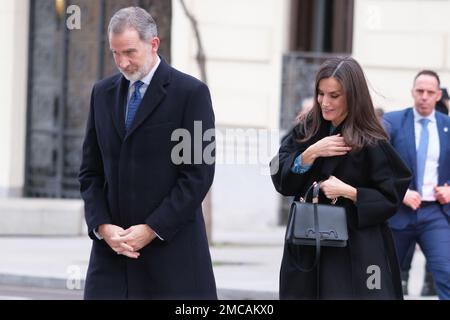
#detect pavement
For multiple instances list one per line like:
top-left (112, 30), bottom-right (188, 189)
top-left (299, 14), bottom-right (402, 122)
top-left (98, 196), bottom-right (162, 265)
top-left (0, 227), bottom-right (436, 300)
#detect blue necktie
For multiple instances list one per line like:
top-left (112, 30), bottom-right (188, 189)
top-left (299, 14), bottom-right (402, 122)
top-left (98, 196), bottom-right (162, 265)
top-left (416, 118), bottom-right (430, 195)
top-left (125, 80), bottom-right (144, 132)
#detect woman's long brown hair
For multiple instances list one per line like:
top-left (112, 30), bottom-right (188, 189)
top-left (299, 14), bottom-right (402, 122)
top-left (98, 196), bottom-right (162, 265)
top-left (297, 57), bottom-right (388, 150)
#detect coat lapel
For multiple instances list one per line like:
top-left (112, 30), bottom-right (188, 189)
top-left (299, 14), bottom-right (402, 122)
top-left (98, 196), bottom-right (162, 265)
top-left (403, 108), bottom-right (417, 188)
top-left (318, 122), bottom-right (346, 180)
top-left (436, 112), bottom-right (449, 185)
top-left (106, 75), bottom-right (129, 141)
top-left (125, 58), bottom-right (171, 140)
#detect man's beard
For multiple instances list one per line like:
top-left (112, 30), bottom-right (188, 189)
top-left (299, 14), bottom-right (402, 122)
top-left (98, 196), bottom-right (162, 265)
top-left (119, 58), bottom-right (152, 82)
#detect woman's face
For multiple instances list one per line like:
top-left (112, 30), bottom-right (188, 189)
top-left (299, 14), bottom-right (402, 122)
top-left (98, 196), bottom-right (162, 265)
top-left (317, 77), bottom-right (348, 127)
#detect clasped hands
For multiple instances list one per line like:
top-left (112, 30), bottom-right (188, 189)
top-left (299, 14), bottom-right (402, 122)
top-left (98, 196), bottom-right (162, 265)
top-left (98, 224), bottom-right (157, 259)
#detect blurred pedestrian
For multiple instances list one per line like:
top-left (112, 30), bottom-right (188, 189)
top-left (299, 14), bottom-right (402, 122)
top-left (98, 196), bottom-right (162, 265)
top-left (295, 96), bottom-right (314, 123)
top-left (435, 87), bottom-right (449, 115)
top-left (384, 70), bottom-right (450, 300)
top-left (375, 107), bottom-right (385, 118)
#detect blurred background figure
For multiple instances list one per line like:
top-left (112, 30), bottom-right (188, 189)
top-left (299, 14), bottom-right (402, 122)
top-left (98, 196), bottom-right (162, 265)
top-left (375, 107), bottom-right (385, 118)
top-left (409, 86), bottom-right (447, 297)
top-left (384, 70), bottom-right (450, 300)
top-left (435, 87), bottom-right (449, 115)
top-left (400, 242), bottom-right (437, 297)
top-left (294, 96), bottom-right (314, 124)
top-left (421, 262), bottom-right (437, 296)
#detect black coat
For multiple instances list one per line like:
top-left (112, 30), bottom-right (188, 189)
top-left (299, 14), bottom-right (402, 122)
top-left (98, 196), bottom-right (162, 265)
top-left (79, 58), bottom-right (216, 299)
top-left (270, 121), bottom-right (411, 299)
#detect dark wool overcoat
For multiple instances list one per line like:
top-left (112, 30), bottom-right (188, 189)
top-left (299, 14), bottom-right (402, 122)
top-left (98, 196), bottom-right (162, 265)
top-left (79, 58), bottom-right (216, 299)
top-left (271, 120), bottom-right (412, 299)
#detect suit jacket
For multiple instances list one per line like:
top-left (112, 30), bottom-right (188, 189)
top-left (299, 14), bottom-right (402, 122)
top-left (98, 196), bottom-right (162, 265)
top-left (383, 107), bottom-right (450, 229)
top-left (78, 58), bottom-right (217, 299)
top-left (270, 121), bottom-right (411, 299)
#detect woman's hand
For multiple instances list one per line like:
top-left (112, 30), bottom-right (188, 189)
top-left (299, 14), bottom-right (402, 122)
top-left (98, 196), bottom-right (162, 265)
top-left (320, 176), bottom-right (357, 202)
top-left (302, 134), bottom-right (352, 165)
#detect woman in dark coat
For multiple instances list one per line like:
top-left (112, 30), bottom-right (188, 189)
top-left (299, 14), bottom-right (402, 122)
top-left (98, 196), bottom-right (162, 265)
top-left (270, 57), bottom-right (412, 299)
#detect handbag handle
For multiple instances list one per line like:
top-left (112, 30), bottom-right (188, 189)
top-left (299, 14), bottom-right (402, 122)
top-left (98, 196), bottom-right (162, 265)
top-left (299, 181), bottom-right (321, 204)
top-left (289, 181), bottom-right (321, 272)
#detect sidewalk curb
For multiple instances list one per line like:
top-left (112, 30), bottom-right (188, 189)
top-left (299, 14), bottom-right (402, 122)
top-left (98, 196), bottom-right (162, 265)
top-left (0, 273), bottom-right (278, 300)
top-left (0, 273), bottom-right (84, 290)
top-left (0, 273), bottom-right (437, 300)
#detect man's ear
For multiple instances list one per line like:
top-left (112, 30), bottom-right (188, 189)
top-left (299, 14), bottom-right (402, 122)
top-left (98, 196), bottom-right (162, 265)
top-left (150, 37), bottom-right (160, 52)
top-left (436, 89), bottom-right (443, 102)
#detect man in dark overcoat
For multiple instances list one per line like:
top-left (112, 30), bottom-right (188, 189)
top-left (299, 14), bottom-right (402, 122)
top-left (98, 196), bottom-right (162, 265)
top-left (79, 7), bottom-right (216, 299)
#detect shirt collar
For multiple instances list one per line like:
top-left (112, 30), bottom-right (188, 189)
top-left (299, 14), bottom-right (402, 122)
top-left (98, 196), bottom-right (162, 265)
top-left (129, 55), bottom-right (161, 88)
top-left (329, 124), bottom-right (337, 135)
top-left (413, 107), bottom-right (436, 124)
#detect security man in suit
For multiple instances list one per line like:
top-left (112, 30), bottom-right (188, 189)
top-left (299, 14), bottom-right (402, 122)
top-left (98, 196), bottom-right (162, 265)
top-left (384, 70), bottom-right (450, 300)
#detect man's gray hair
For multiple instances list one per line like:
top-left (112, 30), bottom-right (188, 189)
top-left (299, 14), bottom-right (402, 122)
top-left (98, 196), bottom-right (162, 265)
top-left (108, 7), bottom-right (157, 41)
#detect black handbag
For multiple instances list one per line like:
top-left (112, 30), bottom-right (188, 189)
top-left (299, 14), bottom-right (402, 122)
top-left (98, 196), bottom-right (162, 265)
top-left (285, 181), bottom-right (348, 271)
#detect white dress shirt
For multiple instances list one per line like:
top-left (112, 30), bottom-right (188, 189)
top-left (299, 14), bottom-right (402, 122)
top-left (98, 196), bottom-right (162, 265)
top-left (125, 56), bottom-right (161, 121)
top-left (413, 108), bottom-right (440, 201)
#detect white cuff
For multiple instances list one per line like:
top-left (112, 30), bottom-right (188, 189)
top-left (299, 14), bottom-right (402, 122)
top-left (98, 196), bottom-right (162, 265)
top-left (154, 231), bottom-right (164, 241)
top-left (93, 228), bottom-right (103, 240)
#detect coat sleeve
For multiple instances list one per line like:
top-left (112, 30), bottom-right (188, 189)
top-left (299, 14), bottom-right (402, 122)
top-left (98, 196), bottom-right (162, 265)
top-left (145, 82), bottom-right (215, 242)
top-left (78, 85), bottom-right (113, 240)
top-left (270, 128), bottom-right (315, 196)
top-left (355, 140), bottom-right (412, 228)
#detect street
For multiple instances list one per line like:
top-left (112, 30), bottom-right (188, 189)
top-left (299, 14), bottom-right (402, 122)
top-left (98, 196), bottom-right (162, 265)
top-left (0, 285), bottom-right (83, 300)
